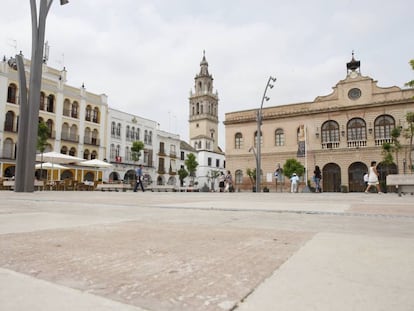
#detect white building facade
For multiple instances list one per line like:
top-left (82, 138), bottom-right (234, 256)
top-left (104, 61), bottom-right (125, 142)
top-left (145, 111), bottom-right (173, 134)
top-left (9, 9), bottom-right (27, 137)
top-left (106, 108), bottom-right (182, 187)
top-left (1, 54), bottom-right (108, 180)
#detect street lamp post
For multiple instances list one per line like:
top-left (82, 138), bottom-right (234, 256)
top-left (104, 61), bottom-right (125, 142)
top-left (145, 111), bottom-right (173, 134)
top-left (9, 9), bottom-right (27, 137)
top-left (256, 76), bottom-right (276, 193)
top-left (15, 0), bottom-right (69, 192)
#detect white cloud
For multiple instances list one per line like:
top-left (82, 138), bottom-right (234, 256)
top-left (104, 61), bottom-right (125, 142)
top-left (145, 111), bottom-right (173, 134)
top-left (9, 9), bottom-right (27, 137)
top-left (1, 0), bottom-right (413, 150)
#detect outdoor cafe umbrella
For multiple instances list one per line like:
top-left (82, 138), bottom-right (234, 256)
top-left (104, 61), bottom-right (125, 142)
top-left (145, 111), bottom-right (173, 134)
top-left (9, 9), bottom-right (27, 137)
top-left (36, 151), bottom-right (83, 164)
top-left (78, 159), bottom-right (113, 181)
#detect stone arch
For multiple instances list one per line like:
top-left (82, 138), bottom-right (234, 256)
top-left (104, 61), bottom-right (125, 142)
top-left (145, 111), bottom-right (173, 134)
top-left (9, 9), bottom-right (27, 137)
top-left (322, 163), bottom-right (341, 192)
top-left (348, 162), bottom-right (368, 192)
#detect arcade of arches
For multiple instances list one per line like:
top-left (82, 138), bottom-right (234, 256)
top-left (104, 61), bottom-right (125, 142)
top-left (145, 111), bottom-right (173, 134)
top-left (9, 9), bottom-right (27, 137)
top-left (322, 162), bottom-right (397, 192)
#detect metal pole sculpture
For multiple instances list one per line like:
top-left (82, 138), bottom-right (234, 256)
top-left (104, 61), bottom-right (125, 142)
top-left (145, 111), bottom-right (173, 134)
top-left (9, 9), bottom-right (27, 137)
top-left (15, 0), bottom-right (68, 192)
top-left (256, 76), bottom-right (276, 193)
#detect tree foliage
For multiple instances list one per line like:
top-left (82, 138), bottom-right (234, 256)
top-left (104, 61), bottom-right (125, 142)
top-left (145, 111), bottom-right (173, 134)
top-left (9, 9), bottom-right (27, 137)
top-left (403, 60), bottom-right (414, 171)
top-left (404, 112), bottom-right (414, 171)
top-left (37, 121), bottom-right (50, 180)
top-left (246, 168), bottom-right (256, 185)
top-left (185, 153), bottom-right (198, 177)
top-left (404, 59), bottom-right (414, 88)
top-left (131, 141), bottom-right (144, 163)
top-left (283, 159), bottom-right (305, 178)
top-left (178, 167), bottom-right (188, 186)
top-left (381, 126), bottom-right (402, 171)
top-left (37, 121), bottom-right (49, 153)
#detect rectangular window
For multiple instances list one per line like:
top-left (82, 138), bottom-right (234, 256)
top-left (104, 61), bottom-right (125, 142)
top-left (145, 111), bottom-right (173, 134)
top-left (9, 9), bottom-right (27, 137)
top-left (208, 157), bottom-right (212, 166)
top-left (180, 151), bottom-right (185, 161)
top-left (216, 159), bottom-right (220, 168)
top-left (158, 158), bottom-right (165, 173)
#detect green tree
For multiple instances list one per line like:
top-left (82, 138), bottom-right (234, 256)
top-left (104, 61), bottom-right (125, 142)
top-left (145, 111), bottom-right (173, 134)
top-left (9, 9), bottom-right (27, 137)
top-left (382, 126), bottom-right (402, 168)
top-left (404, 60), bottom-right (414, 171)
top-left (178, 167), bottom-right (188, 187)
top-left (283, 158), bottom-right (305, 179)
top-left (185, 153), bottom-right (198, 185)
top-left (404, 112), bottom-right (414, 171)
top-left (246, 168), bottom-right (256, 185)
top-left (404, 59), bottom-right (414, 88)
top-left (37, 121), bottom-right (49, 180)
top-left (131, 141), bottom-right (144, 165)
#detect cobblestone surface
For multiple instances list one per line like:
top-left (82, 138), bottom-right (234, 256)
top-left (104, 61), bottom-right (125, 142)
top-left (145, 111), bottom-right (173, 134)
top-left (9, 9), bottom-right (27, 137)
top-left (0, 221), bottom-right (311, 311)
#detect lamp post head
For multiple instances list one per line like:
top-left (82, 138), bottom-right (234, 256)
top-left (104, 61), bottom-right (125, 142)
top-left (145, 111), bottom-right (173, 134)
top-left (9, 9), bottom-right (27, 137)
top-left (60, 0), bottom-right (69, 5)
top-left (270, 76), bottom-right (277, 82)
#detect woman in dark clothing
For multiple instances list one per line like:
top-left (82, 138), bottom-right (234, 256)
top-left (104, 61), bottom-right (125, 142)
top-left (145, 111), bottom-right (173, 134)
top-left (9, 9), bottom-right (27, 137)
top-left (313, 166), bottom-right (322, 193)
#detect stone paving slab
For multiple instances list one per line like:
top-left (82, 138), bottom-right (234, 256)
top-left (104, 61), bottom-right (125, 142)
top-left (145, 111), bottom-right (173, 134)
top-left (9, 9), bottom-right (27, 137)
top-left (0, 221), bottom-right (312, 311)
top-left (0, 268), bottom-right (147, 311)
top-left (236, 232), bottom-right (414, 311)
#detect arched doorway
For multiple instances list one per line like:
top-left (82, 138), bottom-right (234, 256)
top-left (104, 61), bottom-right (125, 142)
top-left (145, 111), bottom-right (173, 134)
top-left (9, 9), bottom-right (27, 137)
top-left (167, 176), bottom-right (177, 186)
top-left (143, 174), bottom-right (152, 187)
top-left (157, 175), bottom-right (165, 185)
top-left (124, 170), bottom-right (136, 182)
top-left (61, 170), bottom-right (73, 180)
top-left (84, 172), bottom-right (94, 181)
top-left (348, 162), bottom-right (368, 192)
top-left (4, 166), bottom-right (15, 178)
top-left (109, 172), bottom-right (120, 182)
top-left (322, 163), bottom-right (341, 192)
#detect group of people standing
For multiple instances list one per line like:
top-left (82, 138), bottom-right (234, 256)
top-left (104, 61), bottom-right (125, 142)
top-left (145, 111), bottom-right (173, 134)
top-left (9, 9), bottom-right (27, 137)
top-left (133, 161), bottom-right (382, 194)
top-left (290, 161), bottom-right (382, 194)
top-left (289, 165), bottom-right (322, 193)
top-left (219, 171), bottom-right (234, 192)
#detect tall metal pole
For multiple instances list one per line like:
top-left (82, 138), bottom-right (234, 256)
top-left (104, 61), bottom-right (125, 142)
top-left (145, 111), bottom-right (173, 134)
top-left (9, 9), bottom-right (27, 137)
top-left (15, 0), bottom-right (68, 192)
top-left (256, 109), bottom-right (261, 192)
top-left (256, 76), bottom-right (276, 193)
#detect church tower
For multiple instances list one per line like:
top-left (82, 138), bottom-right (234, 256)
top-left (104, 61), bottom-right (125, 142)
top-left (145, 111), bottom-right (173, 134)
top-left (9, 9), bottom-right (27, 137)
top-left (189, 51), bottom-right (219, 152)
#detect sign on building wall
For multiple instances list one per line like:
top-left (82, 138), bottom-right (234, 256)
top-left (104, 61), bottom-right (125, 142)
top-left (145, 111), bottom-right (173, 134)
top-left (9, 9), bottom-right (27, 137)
top-left (297, 125), bottom-right (306, 157)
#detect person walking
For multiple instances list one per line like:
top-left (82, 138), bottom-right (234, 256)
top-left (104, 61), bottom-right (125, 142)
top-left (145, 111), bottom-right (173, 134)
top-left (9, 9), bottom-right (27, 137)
top-left (365, 161), bottom-right (382, 194)
top-left (313, 165), bottom-right (322, 193)
top-left (134, 164), bottom-right (145, 192)
top-left (290, 173), bottom-right (299, 193)
top-left (225, 170), bottom-right (233, 192)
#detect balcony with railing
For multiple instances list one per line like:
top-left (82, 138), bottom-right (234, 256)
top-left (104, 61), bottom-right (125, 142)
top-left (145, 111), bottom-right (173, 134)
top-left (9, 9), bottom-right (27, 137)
top-left (61, 132), bottom-right (79, 143)
top-left (84, 137), bottom-right (100, 146)
top-left (63, 109), bottom-right (78, 119)
top-left (321, 141), bottom-right (340, 149)
top-left (375, 138), bottom-right (392, 146)
top-left (347, 140), bottom-right (367, 148)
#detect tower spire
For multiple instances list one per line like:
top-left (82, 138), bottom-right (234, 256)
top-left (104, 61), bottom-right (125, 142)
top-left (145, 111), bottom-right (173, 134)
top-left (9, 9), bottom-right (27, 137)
top-left (199, 50), bottom-right (209, 76)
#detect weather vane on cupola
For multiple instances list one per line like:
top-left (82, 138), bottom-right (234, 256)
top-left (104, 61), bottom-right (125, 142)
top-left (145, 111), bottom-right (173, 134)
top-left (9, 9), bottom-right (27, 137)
top-left (346, 50), bottom-right (361, 78)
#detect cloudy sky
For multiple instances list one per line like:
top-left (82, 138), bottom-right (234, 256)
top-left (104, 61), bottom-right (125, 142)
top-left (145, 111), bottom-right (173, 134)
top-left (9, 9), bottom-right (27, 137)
top-left (1, 0), bottom-right (413, 150)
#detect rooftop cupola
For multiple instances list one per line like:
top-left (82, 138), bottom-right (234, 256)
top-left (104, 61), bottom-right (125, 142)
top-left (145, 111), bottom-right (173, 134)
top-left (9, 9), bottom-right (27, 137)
top-left (346, 51), bottom-right (361, 77)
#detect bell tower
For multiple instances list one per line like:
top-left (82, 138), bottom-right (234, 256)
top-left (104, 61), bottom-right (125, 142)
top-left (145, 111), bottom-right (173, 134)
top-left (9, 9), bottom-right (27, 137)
top-left (189, 51), bottom-right (219, 151)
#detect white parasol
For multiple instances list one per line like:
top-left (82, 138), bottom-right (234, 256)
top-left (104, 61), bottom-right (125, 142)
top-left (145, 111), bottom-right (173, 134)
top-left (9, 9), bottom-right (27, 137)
top-left (36, 151), bottom-right (83, 164)
top-left (78, 159), bottom-right (113, 181)
top-left (35, 162), bottom-right (68, 170)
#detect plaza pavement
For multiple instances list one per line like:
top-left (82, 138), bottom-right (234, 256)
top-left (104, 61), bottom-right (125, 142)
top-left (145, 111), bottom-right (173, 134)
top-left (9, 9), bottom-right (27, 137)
top-left (0, 191), bottom-right (413, 311)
